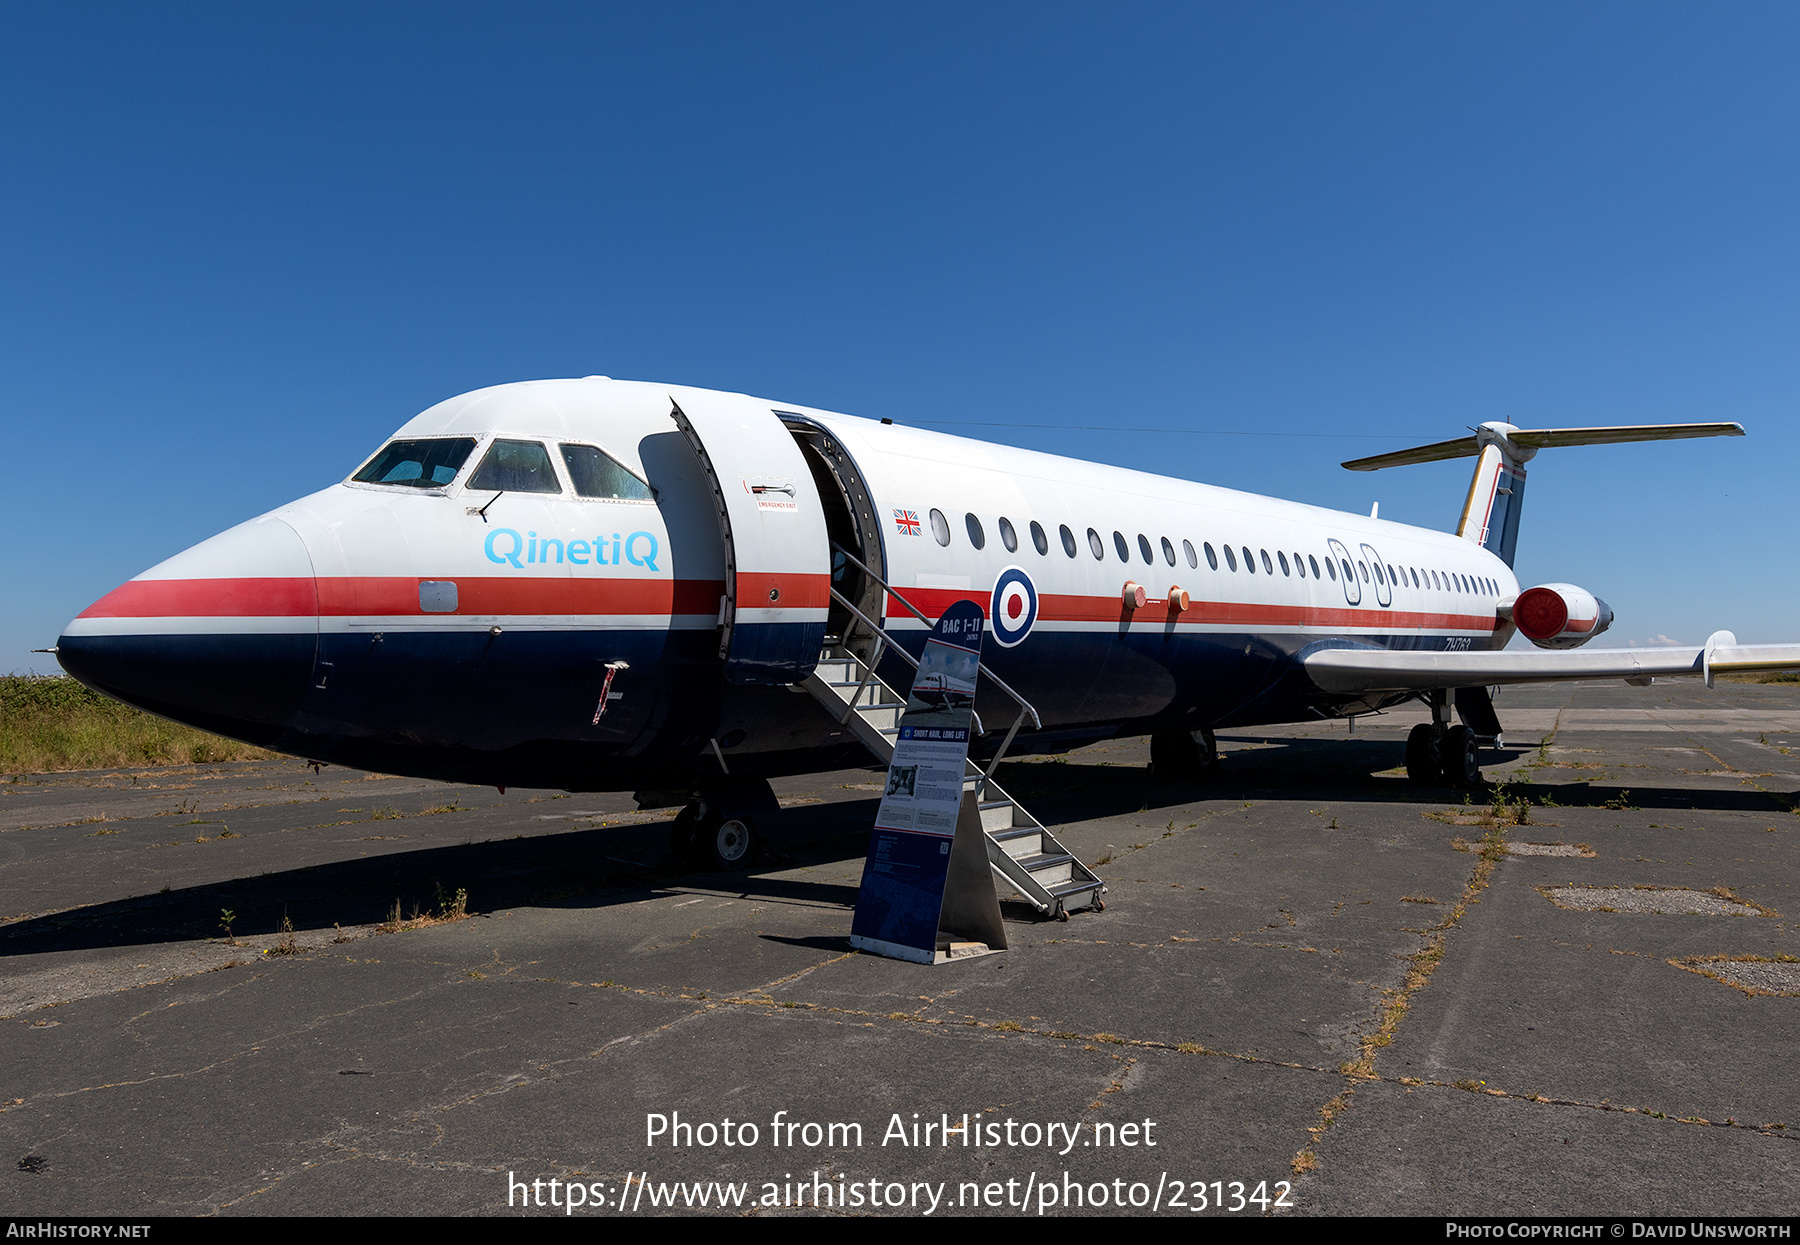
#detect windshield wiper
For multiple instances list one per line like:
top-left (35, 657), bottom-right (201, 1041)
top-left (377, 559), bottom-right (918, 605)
top-left (467, 491), bottom-right (504, 523)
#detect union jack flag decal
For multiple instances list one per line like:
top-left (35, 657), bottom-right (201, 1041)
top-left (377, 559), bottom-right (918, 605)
top-left (893, 509), bottom-right (922, 536)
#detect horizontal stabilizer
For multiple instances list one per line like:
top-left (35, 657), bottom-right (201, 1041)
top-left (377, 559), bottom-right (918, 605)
top-left (1343, 422), bottom-right (1744, 472)
top-left (1303, 636), bottom-right (1800, 694)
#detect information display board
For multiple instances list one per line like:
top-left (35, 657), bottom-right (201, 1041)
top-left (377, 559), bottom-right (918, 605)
top-left (850, 601), bottom-right (1004, 964)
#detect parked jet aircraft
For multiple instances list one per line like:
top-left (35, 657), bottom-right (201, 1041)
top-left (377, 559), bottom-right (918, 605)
top-left (56, 378), bottom-right (1800, 874)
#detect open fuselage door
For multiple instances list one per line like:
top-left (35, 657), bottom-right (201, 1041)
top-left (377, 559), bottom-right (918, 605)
top-left (669, 389), bottom-right (832, 684)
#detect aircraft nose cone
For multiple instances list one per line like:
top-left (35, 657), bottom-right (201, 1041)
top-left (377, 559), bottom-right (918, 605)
top-left (57, 517), bottom-right (319, 747)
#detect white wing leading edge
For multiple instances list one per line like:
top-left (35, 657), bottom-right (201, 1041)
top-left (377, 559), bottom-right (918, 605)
top-left (1302, 632), bottom-right (1800, 694)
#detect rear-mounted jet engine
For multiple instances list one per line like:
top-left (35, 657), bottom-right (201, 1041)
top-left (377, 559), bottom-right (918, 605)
top-left (1505, 583), bottom-right (1614, 649)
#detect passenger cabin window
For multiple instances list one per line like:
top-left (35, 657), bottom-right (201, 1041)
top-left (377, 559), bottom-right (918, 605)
top-left (353, 437), bottom-right (478, 489)
top-left (999, 516), bottom-right (1018, 553)
top-left (1260, 549), bottom-right (1273, 575)
top-left (1309, 555), bottom-right (1321, 578)
top-left (1183, 539), bottom-right (1198, 569)
top-left (1203, 542), bottom-right (1218, 570)
top-left (468, 439), bottom-right (562, 494)
top-left (1061, 524), bottom-right (1078, 557)
top-left (1031, 521), bottom-right (1049, 555)
top-left (1223, 545), bottom-right (1237, 571)
top-left (561, 444), bottom-right (653, 501)
top-left (1137, 534), bottom-right (1153, 564)
top-left (1087, 528), bottom-right (1105, 560)
top-left (1161, 536), bottom-right (1176, 566)
top-left (966, 513), bottom-right (986, 550)
top-left (1278, 551), bottom-right (1291, 576)
top-left (1113, 531), bottom-right (1130, 562)
top-left (930, 509), bottom-right (951, 546)
top-left (1243, 546), bottom-right (1255, 573)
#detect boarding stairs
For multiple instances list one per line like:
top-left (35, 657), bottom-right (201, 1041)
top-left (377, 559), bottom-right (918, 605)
top-left (802, 550), bottom-right (1105, 920)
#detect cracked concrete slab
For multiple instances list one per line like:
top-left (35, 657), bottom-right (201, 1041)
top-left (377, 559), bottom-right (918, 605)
top-left (3, 680), bottom-right (1798, 1215)
top-left (1295, 1079), bottom-right (1798, 1215)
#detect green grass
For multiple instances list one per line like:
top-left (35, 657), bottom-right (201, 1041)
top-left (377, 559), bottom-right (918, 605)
top-left (1, 676), bottom-right (273, 775)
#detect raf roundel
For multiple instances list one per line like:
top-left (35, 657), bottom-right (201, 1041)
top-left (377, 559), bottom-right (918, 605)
top-left (989, 566), bottom-right (1038, 648)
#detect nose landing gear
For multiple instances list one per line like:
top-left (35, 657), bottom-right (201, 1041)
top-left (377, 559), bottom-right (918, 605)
top-left (668, 777), bottom-right (779, 872)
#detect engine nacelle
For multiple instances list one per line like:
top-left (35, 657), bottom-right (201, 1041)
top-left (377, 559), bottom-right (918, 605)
top-left (1504, 583), bottom-right (1614, 649)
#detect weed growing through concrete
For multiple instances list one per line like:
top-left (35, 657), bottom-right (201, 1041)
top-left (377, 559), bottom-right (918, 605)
top-left (267, 908), bottom-right (299, 956)
top-left (1292, 819), bottom-right (1508, 1175)
top-left (434, 882), bottom-right (468, 920)
top-left (377, 885), bottom-right (472, 934)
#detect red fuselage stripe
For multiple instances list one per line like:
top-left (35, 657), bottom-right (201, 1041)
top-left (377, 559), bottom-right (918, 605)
top-left (82, 575), bottom-right (1494, 632)
top-left (80, 577), bottom-right (729, 618)
top-left (888, 586), bottom-right (1497, 633)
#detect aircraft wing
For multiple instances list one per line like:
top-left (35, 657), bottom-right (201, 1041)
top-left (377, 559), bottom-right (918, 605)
top-left (1302, 633), bottom-right (1800, 694)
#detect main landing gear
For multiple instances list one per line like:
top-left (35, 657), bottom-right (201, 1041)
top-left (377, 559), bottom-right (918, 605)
top-left (1405, 690), bottom-right (1484, 787)
top-left (1150, 727), bottom-right (1220, 778)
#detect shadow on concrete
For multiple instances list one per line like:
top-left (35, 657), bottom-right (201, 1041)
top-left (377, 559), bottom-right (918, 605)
top-left (0, 800), bottom-right (876, 960)
top-left (7, 743), bottom-right (1790, 961)
top-left (999, 738), bottom-right (1794, 822)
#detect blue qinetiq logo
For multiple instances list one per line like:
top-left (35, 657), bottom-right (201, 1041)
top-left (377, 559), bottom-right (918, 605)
top-left (484, 528), bottom-right (659, 572)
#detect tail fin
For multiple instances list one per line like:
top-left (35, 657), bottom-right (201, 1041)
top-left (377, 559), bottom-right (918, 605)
top-left (1341, 421), bottom-right (1745, 568)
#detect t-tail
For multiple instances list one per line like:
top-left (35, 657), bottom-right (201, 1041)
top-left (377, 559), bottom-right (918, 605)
top-left (1341, 421), bottom-right (1745, 567)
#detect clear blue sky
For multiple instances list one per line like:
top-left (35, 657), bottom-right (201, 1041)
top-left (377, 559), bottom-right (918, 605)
top-left (6, 3), bottom-right (1797, 674)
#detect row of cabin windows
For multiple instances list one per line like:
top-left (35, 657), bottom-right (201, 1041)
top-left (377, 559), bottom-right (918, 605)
top-left (926, 508), bottom-right (1503, 597)
top-left (352, 436), bottom-right (653, 501)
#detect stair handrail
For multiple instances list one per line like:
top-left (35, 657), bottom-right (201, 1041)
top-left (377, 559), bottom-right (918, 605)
top-left (826, 585), bottom-right (985, 735)
top-left (829, 542), bottom-right (1042, 732)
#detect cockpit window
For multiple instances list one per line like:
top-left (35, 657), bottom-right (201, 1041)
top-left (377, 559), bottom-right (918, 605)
top-left (468, 439), bottom-right (562, 494)
top-left (561, 444), bottom-right (653, 500)
top-left (352, 438), bottom-right (478, 489)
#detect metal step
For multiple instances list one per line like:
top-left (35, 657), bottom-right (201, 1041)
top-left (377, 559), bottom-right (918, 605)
top-left (800, 644), bottom-right (1106, 919)
top-left (990, 827), bottom-right (1043, 858)
top-left (978, 799), bottom-right (1017, 833)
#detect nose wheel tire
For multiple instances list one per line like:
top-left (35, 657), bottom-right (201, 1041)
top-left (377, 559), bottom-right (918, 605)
top-left (673, 806), bottom-right (757, 872)
top-left (705, 816), bottom-right (756, 871)
top-left (669, 805), bottom-right (704, 864)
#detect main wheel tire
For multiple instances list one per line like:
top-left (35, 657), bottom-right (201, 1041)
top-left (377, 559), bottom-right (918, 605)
top-left (1151, 730), bottom-right (1213, 777)
top-left (1405, 723), bottom-right (1441, 785)
top-left (1441, 724), bottom-right (1481, 787)
top-left (1150, 730), bottom-right (1195, 775)
top-left (669, 804), bottom-right (704, 866)
top-left (701, 815), bottom-right (756, 871)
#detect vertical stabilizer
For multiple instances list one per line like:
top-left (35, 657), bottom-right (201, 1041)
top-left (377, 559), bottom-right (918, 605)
top-left (1454, 426), bottom-right (1530, 568)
